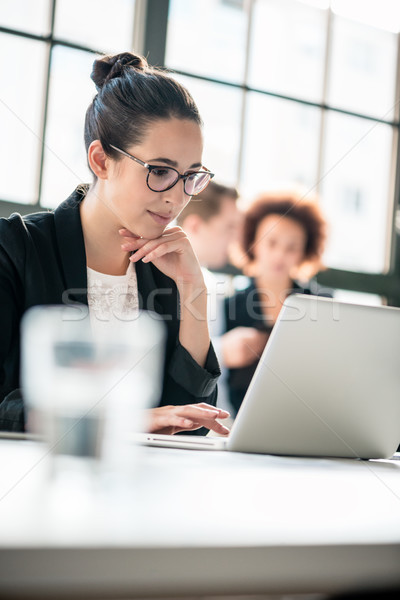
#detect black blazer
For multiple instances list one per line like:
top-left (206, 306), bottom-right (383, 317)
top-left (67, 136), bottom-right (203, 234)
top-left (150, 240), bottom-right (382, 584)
top-left (0, 186), bottom-right (220, 432)
top-left (224, 279), bottom-right (332, 414)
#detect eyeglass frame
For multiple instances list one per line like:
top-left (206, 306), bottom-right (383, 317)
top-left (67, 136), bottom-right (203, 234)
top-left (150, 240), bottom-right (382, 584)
top-left (109, 144), bottom-right (214, 196)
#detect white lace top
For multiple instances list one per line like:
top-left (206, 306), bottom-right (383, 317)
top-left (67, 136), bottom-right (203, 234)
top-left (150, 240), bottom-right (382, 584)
top-left (87, 261), bottom-right (139, 335)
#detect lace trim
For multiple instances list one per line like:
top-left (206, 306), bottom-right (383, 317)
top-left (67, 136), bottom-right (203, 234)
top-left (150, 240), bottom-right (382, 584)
top-left (87, 262), bottom-right (139, 322)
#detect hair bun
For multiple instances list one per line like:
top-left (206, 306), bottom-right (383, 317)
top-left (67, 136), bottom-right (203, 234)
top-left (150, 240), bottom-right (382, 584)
top-left (91, 52), bottom-right (148, 91)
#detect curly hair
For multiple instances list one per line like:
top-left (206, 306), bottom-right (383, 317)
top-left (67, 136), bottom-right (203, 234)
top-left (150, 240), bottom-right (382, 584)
top-left (242, 192), bottom-right (327, 267)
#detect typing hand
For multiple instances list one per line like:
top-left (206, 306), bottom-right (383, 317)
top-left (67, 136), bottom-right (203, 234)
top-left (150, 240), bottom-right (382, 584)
top-left (145, 403), bottom-right (230, 435)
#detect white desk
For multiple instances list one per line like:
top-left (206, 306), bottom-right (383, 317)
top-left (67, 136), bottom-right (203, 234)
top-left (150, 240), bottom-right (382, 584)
top-left (0, 439), bottom-right (399, 598)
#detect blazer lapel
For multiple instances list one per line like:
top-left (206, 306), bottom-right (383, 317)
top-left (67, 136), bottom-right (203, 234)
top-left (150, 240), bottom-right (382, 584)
top-left (53, 186), bottom-right (88, 306)
top-left (53, 186), bottom-right (166, 315)
top-left (135, 260), bottom-right (164, 314)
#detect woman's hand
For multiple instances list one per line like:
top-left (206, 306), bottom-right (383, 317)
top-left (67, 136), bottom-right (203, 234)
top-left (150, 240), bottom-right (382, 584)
top-left (221, 327), bottom-right (269, 368)
top-left (145, 403), bottom-right (231, 436)
top-left (120, 226), bottom-right (210, 368)
top-left (119, 227), bottom-right (203, 287)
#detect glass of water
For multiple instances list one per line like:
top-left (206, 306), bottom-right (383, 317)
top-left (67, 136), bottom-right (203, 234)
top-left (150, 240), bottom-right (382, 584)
top-left (20, 304), bottom-right (165, 478)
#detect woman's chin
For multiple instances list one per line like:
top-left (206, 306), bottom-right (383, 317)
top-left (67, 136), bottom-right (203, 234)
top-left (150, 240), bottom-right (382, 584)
top-left (144, 225), bottom-right (168, 240)
top-left (125, 223), bottom-right (167, 240)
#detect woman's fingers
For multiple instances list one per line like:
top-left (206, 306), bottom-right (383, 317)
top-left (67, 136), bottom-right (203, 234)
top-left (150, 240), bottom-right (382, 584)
top-left (177, 403), bottom-right (230, 422)
top-left (147, 409), bottom-right (194, 433)
top-left (196, 403), bottom-right (230, 418)
top-left (146, 404), bottom-right (231, 435)
top-left (205, 420), bottom-right (231, 435)
top-left (120, 225), bottom-right (202, 285)
top-left (156, 415), bottom-right (194, 430)
top-left (140, 241), bottom-right (184, 263)
top-left (178, 404), bottom-right (220, 419)
top-left (119, 226), bottom-right (183, 236)
top-left (160, 226), bottom-right (184, 237)
top-left (129, 236), bottom-right (188, 264)
top-left (120, 230), bottom-right (187, 255)
top-left (119, 226), bottom-right (183, 243)
top-left (174, 405), bottom-right (231, 435)
top-left (120, 237), bottom-right (148, 251)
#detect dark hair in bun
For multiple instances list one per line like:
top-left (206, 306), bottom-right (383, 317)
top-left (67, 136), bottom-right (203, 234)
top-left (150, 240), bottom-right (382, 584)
top-left (84, 51), bottom-right (202, 177)
top-left (90, 52), bottom-right (147, 91)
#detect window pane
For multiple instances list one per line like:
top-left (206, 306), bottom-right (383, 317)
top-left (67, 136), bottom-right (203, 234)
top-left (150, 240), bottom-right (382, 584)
top-left (0, 34), bottom-right (47, 204)
top-left (175, 75), bottom-right (242, 186)
top-left (54, 0), bottom-right (135, 53)
top-left (320, 112), bottom-right (394, 273)
top-left (41, 47), bottom-right (94, 209)
top-left (331, 0), bottom-right (400, 34)
top-left (327, 15), bottom-right (398, 119)
top-left (240, 93), bottom-right (321, 200)
top-left (166, 0), bottom-right (249, 84)
top-left (248, 0), bottom-right (328, 102)
top-left (0, 0), bottom-right (50, 35)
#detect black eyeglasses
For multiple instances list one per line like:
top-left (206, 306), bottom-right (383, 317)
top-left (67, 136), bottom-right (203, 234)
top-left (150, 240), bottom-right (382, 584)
top-left (109, 144), bottom-right (214, 196)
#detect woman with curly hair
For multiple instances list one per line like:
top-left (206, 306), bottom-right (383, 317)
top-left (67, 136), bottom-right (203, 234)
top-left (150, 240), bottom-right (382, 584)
top-left (223, 191), bottom-right (330, 415)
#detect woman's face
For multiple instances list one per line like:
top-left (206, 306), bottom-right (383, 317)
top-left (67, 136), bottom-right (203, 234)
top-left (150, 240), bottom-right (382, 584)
top-left (104, 118), bottom-right (204, 238)
top-left (252, 214), bottom-right (307, 281)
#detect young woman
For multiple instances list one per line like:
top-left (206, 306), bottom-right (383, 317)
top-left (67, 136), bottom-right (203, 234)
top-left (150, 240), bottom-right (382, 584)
top-left (0, 51), bottom-right (229, 435)
top-left (223, 192), bottom-right (329, 415)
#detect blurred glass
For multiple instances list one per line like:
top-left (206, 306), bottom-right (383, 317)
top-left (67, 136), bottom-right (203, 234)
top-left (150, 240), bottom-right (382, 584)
top-left (41, 46), bottom-right (94, 208)
top-left (327, 14), bottom-right (398, 119)
top-left (240, 92), bottom-right (321, 200)
top-left (21, 305), bottom-right (165, 476)
top-left (166, 0), bottom-right (249, 84)
top-left (175, 75), bottom-right (243, 186)
top-left (248, 0), bottom-right (328, 102)
top-left (0, 34), bottom-right (47, 204)
top-left (54, 0), bottom-right (135, 53)
top-left (0, 0), bottom-right (50, 35)
top-left (319, 112), bottom-right (394, 273)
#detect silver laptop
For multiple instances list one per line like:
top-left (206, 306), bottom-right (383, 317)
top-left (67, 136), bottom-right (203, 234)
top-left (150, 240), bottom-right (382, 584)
top-left (138, 295), bottom-right (400, 459)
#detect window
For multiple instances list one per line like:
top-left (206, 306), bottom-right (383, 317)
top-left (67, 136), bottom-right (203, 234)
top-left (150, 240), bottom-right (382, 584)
top-left (165, 0), bottom-right (400, 281)
top-left (248, 0), bottom-right (328, 102)
top-left (241, 93), bottom-right (321, 198)
top-left (320, 112), bottom-right (393, 273)
top-left (53, 0), bottom-right (135, 54)
top-left (2, 0), bottom-right (400, 302)
top-left (0, 33), bottom-right (47, 204)
top-left (166, 0), bottom-right (248, 84)
top-left (40, 47), bottom-right (95, 209)
top-left (0, 0), bottom-right (137, 209)
top-left (0, 0), bottom-right (50, 35)
top-left (174, 75), bottom-right (243, 185)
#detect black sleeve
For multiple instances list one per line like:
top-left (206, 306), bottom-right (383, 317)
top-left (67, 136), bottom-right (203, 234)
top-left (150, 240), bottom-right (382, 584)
top-left (166, 341), bottom-right (220, 401)
top-left (139, 262), bottom-right (221, 430)
top-left (0, 389), bottom-right (25, 432)
top-left (160, 341), bottom-right (221, 436)
top-left (0, 218), bottom-right (26, 432)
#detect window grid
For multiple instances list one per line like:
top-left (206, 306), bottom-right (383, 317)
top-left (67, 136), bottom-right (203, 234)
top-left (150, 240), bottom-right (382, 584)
top-left (0, 0), bottom-right (112, 209)
top-left (2, 0), bottom-right (400, 303)
top-left (163, 0), bottom-right (400, 301)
